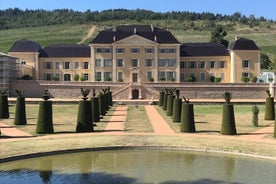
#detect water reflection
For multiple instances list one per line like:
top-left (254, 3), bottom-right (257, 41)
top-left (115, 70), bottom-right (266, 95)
top-left (0, 149), bottom-right (275, 184)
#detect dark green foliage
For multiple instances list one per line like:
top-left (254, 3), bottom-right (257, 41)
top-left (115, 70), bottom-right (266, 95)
top-left (108, 88), bottom-right (113, 107)
top-left (159, 91), bottom-right (165, 107)
top-left (0, 89), bottom-right (9, 118)
top-left (180, 103), bottom-right (196, 133)
top-left (210, 26), bottom-right (229, 47)
top-left (42, 89), bottom-right (51, 101)
top-left (80, 88), bottom-right (90, 101)
top-left (36, 101), bottom-right (54, 134)
top-left (162, 93), bottom-right (168, 111)
top-left (264, 97), bottom-right (275, 120)
top-left (221, 104), bottom-right (237, 135)
top-left (251, 105), bottom-right (259, 127)
top-left (98, 93), bottom-right (106, 116)
top-left (91, 96), bottom-right (100, 122)
top-left (172, 98), bottom-right (182, 122)
top-left (274, 119), bottom-right (276, 138)
top-left (76, 100), bottom-right (93, 132)
top-left (14, 96), bottom-right (27, 125)
top-left (166, 95), bottom-right (175, 116)
top-left (223, 92), bottom-right (232, 104)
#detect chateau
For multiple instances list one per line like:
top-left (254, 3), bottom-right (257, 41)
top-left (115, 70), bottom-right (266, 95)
top-left (7, 25), bottom-right (260, 84)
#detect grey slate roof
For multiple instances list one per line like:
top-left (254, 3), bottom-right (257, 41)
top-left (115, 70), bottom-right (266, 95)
top-left (40, 44), bottom-right (91, 58)
top-left (8, 39), bottom-right (43, 53)
top-left (228, 38), bottom-right (260, 50)
top-left (180, 43), bottom-right (229, 57)
top-left (91, 25), bottom-right (180, 44)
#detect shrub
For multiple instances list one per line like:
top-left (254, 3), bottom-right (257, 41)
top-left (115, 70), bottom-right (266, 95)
top-left (251, 76), bottom-right (258, 83)
top-left (166, 94), bottom-right (175, 116)
top-left (14, 90), bottom-right (27, 125)
top-left (74, 74), bottom-right (80, 81)
top-left (251, 105), bottom-right (259, 127)
top-left (76, 88), bottom-right (93, 132)
top-left (148, 77), bottom-right (154, 82)
top-left (162, 92), bottom-right (168, 111)
top-left (0, 89), bottom-right (9, 119)
top-left (210, 76), bottom-right (215, 82)
top-left (21, 75), bottom-right (33, 80)
top-left (185, 76), bottom-right (196, 82)
top-left (264, 90), bottom-right (275, 120)
top-left (221, 92), bottom-right (237, 135)
top-left (172, 90), bottom-right (181, 123)
top-left (159, 90), bottom-right (165, 107)
top-left (241, 77), bottom-right (250, 83)
top-left (180, 98), bottom-right (196, 133)
top-left (91, 90), bottom-right (100, 122)
top-left (215, 77), bottom-right (221, 83)
top-left (36, 89), bottom-right (54, 134)
top-left (52, 76), bottom-right (59, 81)
top-left (159, 77), bottom-right (166, 81)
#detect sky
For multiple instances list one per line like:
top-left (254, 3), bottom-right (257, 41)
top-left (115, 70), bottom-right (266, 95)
top-left (0, 0), bottom-right (275, 20)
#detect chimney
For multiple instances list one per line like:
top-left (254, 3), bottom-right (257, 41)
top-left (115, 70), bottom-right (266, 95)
top-left (134, 27), bottom-right (137, 34)
top-left (113, 36), bottom-right (116, 42)
top-left (154, 36), bottom-right (157, 42)
top-left (112, 25), bottom-right (116, 31)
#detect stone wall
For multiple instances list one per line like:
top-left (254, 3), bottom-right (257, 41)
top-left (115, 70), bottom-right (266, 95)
top-left (8, 80), bottom-right (275, 100)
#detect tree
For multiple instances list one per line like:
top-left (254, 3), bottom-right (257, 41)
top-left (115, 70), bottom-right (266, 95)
top-left (260, 53), bottom-right (271, 69)
top-left (210, 26), bottom-right (229, 47)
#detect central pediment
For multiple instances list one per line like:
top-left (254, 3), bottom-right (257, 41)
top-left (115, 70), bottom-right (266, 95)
top-left (114, 35), bottom-right (156, 45)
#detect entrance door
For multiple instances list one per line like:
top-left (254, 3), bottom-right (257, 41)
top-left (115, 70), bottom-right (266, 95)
top-left (132, 89), bottom-right (139, 99)
top-left (132, 73), bottom-right (138, 82)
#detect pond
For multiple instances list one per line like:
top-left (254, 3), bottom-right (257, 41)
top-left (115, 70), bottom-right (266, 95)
top-left (0, 149), bottom-right (275, 184)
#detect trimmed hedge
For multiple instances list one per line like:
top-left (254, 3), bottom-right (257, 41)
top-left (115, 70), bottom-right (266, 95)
top-left (76, 100), bottom-right (93, 132)
top-left (98, 93), bottom-right (106, 116)
top-left (180, 103), bottom-right (196, 133)
top-left (166, 95), bottom-right (175, 116)
top-left (264, 97), bottom-right (275, 120)
top-left (162, 93), bottom-right (168, 111)
top-left (172, 98), bottom-right (182, 122)
top-left (221, 104), bottom-right (237, 135)
top-left (91, 96), bottom-right (100, 122)
top-left (14, 96), bottom-right (27, 125)
top-left (0, 95), bottom-right (9, 118)
top-left (159, 91), bottom-right (165, 107)
top-left (36, 101), bottom-right (54, 134)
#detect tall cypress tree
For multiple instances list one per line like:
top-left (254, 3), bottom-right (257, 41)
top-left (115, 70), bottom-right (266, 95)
top-left (0, 89), bottom-right (9, 119)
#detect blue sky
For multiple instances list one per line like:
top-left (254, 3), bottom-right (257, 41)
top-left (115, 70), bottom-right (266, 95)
top-left (1, 0), bottom-right (275, 20)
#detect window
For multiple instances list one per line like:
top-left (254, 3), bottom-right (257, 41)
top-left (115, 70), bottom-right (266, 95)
top-left (95, 59), bottom-right (101, 67)
top-left (147, 71), bottom-right (152, 79)
top-left (44, 73), bottom-right (52, 80)
top-left (159, 48), bottom-right (166, 53)
top-left (95, 48), bottom-right (102, 53)
top-left (168, 48), bottom-right (176, 53)
top-left (242, 60), bottom-right (250, 68)
top-left (64, 61), bottom-right (70, 69)
top-left (95, 72), bottom-right (101, 81)
top-left (104, 59), bottom-right (112, 67)
top-left (74, 61), bottom-right (79, 69)
top-left (220, 61), bottom-right (225, 68)
top-left (200, 73), bottom-right (206, 81)
top-left (242, 72), bottom-right (249, 77)
top-left (158, 59), bottom-right (166, 67)
top-left (55, 62), bottom-right (60, 69)
top-left (83, 62), bottom-right (89, 69)
top-left (131, 48), bottom-right (139, 53)
top-left (131, 59), bottom-right (139, 67)
top-left (158, 71), bottom-right (166, 79)
top-left (104, 72), bottom-right (112, 81)
top-left (104, 48), bottom-right (111, 53)
top-left (180, 73), bottom-right (185, 82)
top-left (117, 59), bottom-right (124, 67)
top-left (180, 61), bottom-right (186, 69)
top-left (210, 61), bottom-right (216, 68)
top-left (118, 72), bottom-right (123, 81)
top-left (55, 73), bottom-right (60, 80)
top-left (167, 71), bottom-right (175, 80)
top-left (220, 73), bottom-right (225, 80)
top-left (168, 59), bottom-right (176, 67)
top-left (189, 61), bottom-right (196, 69)
top-left (116, 48), bottom-right (125, 53)
top-left (44, 62), bottom-right (52, 69)
top-left (146, 59), bottom-right (153, 67)
top-left (83, 73), bottom-right (89, 80)
top-left (64, 74), bottom-right (71, 81)
top-left (200, 61), bottom-right (205, 69)
top-left (145, 48), bottom-right (153, 53)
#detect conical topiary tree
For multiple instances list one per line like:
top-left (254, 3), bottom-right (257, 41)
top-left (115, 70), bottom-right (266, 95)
top-left (167, 88), bottom-right (176, 116)
top-left (173, 90), bottom-right (182, 122)
top-left (76, 88), bottom-right (93, 132)
top-left (0, 89), bottom-right (9, 119)
top-left (36, 89), bottom-right (54, 134)
top-left (264, 90), bottom-right (275, 120)
top-left (180, 97), bottom-right (196, 133)
top-left (159, 90), bottom-right (165, 107)
top-left (221, 92), bottom-right (237, 135)
top-left (91, 89), bottom-right (100, 122)
top-left (14, 90), bottom-right (27, 125)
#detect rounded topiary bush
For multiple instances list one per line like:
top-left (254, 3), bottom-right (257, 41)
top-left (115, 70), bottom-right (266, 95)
top-left (180, 102), bottom-right (196, 133)
top-left (166, 95), bottom-right (175, 116)
top-left (14, 91), bottom-right (27, 125)
top-left (220, 92), bottom-right (237, 135)
top-left (159, 90), bottom-right (165, 107)
top-left (0, 89), bottom-right (9, 119)
top-left (76, 88), bottom-right (93, 132)
top-left (36, 100), bottom-right (54, 134)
